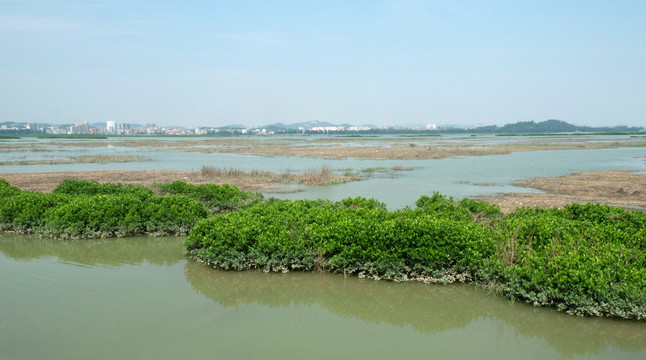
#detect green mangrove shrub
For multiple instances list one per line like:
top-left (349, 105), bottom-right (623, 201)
top-left (1, 178), bottom-right (259, 238)
top-left (154, 181), bottom-right (263, 213)
top-left (186, 196), bottom-right (495, 281)
top-left (185, 196), bottom-right (646, 319)
top-left (53, 179), bottom-right (154, 199)
top-left (40, 194), bottom-right (208, 238)
top-left (0, 192), bottom-right (70, 232)
top-left (493, 205), bottom-right (646, 318)
top-left (0, 179), bottom-right (21, 198)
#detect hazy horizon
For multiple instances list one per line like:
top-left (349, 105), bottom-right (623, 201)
top-left (1, 1), bottom-right (645, 128)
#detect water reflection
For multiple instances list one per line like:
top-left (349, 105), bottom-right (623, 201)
top-left (1, 234), bottom-right (644, 359)
top-left (0, 234), bottom-right (184, 266)
top-left (184, 261), bottom-right (646, 357)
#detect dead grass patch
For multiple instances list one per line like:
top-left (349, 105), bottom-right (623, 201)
top-left (10, 136), bottom-right (646, 160)
top-left (0, 155), bottom-right (148, 166)
top-left (201, 164), bottom-right (354, 186)
top-left (0, 166), bottom-right (360, 194)
top-left (482, 170), bottom-right (646, 213)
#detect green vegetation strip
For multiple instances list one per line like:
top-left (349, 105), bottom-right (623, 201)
top-left (186, 194), bottom-right (646, 319)
top-left (0, 178), bottom-right (262, 238)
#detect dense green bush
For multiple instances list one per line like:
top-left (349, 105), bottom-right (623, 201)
top-left (0, 192), bottom-right (70, 232)
top-left (40, 194), bottom-right (208, 238)
top-left (40, 194), bottom-right (147, 238)
top-left (186, 196), bottom-right (646, 319)
top-left (53, 179), bottom-right (154, 199)
top-left (0, 179), bottom-right (21, 198)
top-left (0, 178), bottom-right (249, 238)
top-left (154, 181), bottom-right (263, 213)
top-left (492, 205), bottom-right (646, 318)
top-left (143, 195), bottom-right (209, 235)
top-left (186, 196), bottom-right (495, 281)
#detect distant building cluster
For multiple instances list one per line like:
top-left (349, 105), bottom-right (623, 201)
top-left (6, 119), bottom-right (632, 136)
top-left (43, 122), bottom-right (197, 136)
top-left (0, 121), bottom-right (443, 136)
top-left (311, 126), bottom-right (345, 132)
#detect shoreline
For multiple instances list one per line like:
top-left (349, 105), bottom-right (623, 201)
top-left (4, 136), bottom-right (645, 160)
top-left (0, 167), bottom-right (356, 194)
top-left (1, 169), bottom-right (644, 212)
top-left (481, 170), bottom-right (645, 213)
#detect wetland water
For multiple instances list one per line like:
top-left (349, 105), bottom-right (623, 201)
top-left (1, 135), bottom-right (646, 208)
top-left (1, 235), bottom-right (645, 360)
top-left (1, 135), bottom-right (645, 358)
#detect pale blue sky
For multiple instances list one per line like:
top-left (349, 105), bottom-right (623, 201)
top-left (1, 0), bottom-right (645, 128)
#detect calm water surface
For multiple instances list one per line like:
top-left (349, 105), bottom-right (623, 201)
top-left (1, 235), bottom-right (644, 360)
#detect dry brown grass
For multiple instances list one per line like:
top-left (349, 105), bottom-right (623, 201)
top-left (0, 146), bottom-right (54, 153)
top-left (171, 138), bottom-right (646, 160)
top-left (483, 170), bottom-right (646, 213)
top-left (299, 165), bottom-right (338, 185)
top-left (71, 155), bottom-right (149, 163)
top-left (0, 155), bottom-right (148, 166)
top-left (19, 136), bottom-right (646, 160)
top-left (0, 166), bottom-right (359, 194)
top-left (200, 164), bottom-right (352, 186)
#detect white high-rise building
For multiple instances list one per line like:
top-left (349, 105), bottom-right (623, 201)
top-left (106, 121), bottom-right (116, 133)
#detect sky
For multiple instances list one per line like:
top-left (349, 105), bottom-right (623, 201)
top-left (1, 0), bottom-right (645, 128)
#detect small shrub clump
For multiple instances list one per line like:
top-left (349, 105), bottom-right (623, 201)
top-left (0, 192), bottom-right (70, 233)
top-left (53, 179), bottom-right (154, 198)
top-left (154, 181), bottom-right (263, 214)
top-left (39, 194), bottom-right (208, 238)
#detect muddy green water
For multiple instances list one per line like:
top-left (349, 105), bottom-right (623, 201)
top-left (1, 235), bottom-right (644, 360)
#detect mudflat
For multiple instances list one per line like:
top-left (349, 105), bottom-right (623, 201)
top-left (483, 170), bottom-right (645, 213)
top-left (5, 135), bottom-right (645, 160)
top-left (0, 167), bottom-right (354, 194)
top-left (2, 169), bottom-right (644, 212)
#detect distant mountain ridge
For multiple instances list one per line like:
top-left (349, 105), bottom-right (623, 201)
top-left (474, 119), bottom-right (640, 133)
top-left (262, 120), bottom-right (356, 130)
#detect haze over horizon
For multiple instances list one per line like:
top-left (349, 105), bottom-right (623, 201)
top-left (1, 1), bottom-right (645, 128)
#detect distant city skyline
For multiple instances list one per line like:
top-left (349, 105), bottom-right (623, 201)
top-left (1, 1), bottom-right (645, 128)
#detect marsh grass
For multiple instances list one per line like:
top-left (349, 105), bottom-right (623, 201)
top-left (72, 155), bottom-right (149, 163)
top-left (356, 165), bottom-right (413, 179)
top-left (201, 164), bottom-right (356, 186)
top-left (391, 165), bottom-right (413, 171)
top-left (14, 136), bottom-right (646, 160)
top-left (361, 167), bottom-right (389, 174)
top-left (0, 155), bottom-right (149, 166)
